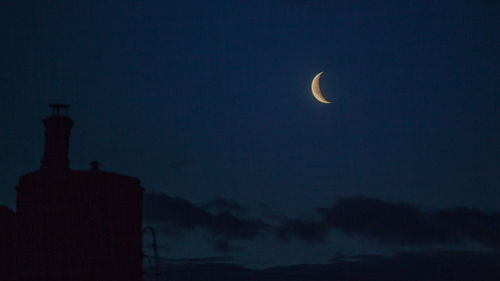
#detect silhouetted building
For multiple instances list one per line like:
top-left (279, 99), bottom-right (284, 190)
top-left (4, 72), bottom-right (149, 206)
top-left (1, 105), bottom-right (144, 281)
top-left (0, 206), bottom-right (17, 280)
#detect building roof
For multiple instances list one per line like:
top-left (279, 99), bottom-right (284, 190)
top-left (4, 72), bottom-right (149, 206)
top-left (0, 206), bottom-right (15, 217)
top-left (18, 168), bottom-right (143, 191)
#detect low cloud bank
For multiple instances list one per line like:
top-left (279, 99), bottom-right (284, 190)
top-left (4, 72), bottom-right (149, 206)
top-left (144, 192), bottom-right (500, 252)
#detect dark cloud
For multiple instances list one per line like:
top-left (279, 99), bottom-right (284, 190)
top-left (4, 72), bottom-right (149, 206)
top-left (213, 238), bottom-right (246, 253)
top-left (315, 250), bottom-right (500, 281)
top-left (319, 197), bottom-right (457, 245)
top-left (165, 255), bottom-right (235, 264)
top-left (145, 192), bottom-right (500, 252)
top-left (144, 192), bottom-right (211, 228)
top-left (209, 212), bottom-right (267, 240)
top-left (154, 250), bottom-right (500, 281)
top-left (275, 197), bottom-right (500, 251)
top-left (436, 207), bottom-right (500, 251)
top-left (319, 197), bottom-right (500, 250)
top-left (329, 250), bottom-right (500, 281)
top-left (143, 192), bottom-right (269, 251)
top-left (275, 218), bottom-right (330, 243)
top-left (201, 197), bottom-right (247, 214)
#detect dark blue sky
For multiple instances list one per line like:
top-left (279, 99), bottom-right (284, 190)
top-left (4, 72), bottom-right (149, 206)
top-left (1, 0), bottom-right (499, 267)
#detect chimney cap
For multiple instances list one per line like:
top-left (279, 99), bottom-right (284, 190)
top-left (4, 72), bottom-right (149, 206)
top-left (90, 160), bottom-right (100, 170)
top-left (49, 104), bottom-right (70, 116)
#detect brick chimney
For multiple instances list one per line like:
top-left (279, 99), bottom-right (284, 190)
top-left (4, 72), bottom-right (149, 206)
top-left (40, 104), bottom-right (74, 172)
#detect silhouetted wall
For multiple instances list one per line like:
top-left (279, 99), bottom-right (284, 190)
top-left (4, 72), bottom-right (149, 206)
top-left (0, 207), bottom-right (17, 281)
top-left (16, 169), bottom-right (143, 281)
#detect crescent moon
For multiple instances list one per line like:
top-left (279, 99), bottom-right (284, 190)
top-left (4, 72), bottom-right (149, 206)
top-left (311, 72), bottom-right (331, 104)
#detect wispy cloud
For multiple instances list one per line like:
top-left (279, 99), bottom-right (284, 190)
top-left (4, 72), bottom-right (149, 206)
top-left (201, 197), bottom-right (247, 214)
top-left (143, 192), bottom-right (269, 251)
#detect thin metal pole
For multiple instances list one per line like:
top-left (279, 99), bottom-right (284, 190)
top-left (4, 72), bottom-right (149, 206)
top-left (142, 226), bottom-right (161, 281)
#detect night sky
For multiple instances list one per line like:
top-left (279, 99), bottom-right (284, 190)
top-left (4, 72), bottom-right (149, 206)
top-left (1, 0), bottom-right (499, 269)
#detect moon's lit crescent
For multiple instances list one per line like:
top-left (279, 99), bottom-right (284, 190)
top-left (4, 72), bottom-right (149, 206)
top-left (311, 72), bottom-right (331, 104)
